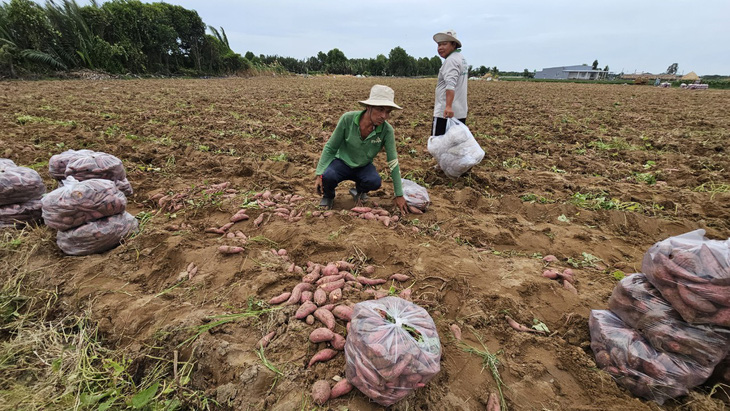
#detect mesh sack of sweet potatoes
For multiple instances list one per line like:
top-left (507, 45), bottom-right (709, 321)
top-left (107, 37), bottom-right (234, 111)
top-left (48, 149), bottom-right (96, 180)
top-left (0, 158), bottom-right (17, 169)
top-left (56, 211), bottom-right (138, 256)
top-left (641, 229), bottom-right (730, 327)
top-left (589, 310), bottom-right (714, 404)
top-left (63, 152), bottom-right (132, 196)
top-left (0, 166), bottom-right (46, 206)
top-left (401, 178), bottom-right (430, 211)
top-left (0, 199), bottom-right (42, 228)
top-left (609, 273), bottom-right (730, 368)
top-left (41, 177), bottom-right (127, 231)
top-left (344, 296), bottom-right (441, 407)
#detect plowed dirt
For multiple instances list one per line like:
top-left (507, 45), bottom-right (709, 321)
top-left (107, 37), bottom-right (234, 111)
top-left (2, 76), bottom-right (729, 410)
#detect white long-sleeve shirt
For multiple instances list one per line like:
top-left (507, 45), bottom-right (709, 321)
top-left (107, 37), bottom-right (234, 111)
top-left (433, 50), bottom-right (468, 118)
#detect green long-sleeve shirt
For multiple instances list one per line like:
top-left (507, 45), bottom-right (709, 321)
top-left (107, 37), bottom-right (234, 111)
top-left (315, 110), bottom-right (404, 197)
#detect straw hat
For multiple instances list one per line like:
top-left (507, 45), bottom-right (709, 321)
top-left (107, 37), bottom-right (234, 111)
top-left (433, 29), bottom-right (462, 48)
top-left (358, 85), bottom-right (402, 110)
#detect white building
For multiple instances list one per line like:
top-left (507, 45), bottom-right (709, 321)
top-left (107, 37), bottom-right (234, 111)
top-left (535, 65), bottom-right (608, 80)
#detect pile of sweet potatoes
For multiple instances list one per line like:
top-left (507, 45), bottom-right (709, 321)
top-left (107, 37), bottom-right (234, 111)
top-left (41, 177), bottom-right (127, 231)
top-left (641, 232), bottom-right (730, 327)
top-left (344, 297), bottom-right (441, 407)
top-left (589, 310), bottom-right (713, 404)
top-left (591, 230), bottom-right (730, 404)
top-left (0, 160), bottom-right (45, 228)
top-left (262, 255), bottom-right (428, 405)
top-left (41, 176), bottom-right (137, 255)
top-left (50, 150), bottom-right (133, 196)
top-left (608, 273), bottom-right (729, 367)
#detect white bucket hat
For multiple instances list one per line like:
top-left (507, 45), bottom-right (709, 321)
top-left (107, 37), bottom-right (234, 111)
top-left (358, 85), bottom-right (402, 110)
top-left (433, 29), bottom-right (462, 48)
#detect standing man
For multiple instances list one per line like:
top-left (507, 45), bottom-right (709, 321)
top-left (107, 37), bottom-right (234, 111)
top-left (314, 84), bottom-right (409, 214)
top-left (432, 29), bottom-right (468, 136)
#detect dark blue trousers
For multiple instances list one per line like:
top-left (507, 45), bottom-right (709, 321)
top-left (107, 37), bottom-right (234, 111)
top-left (321, 158), bottom-right (381, 199)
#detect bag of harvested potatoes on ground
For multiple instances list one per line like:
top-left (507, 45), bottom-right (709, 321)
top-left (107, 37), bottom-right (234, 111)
top-left (0, 165), bottom-right (46, 206)
top-left (608, 273), bottom-right (730, 368)
top-left (641, 229), bottom-right (730, 327)
top-left (345, 296), bottom-right (441, 407)
top-left (0, 200), bottom-right (42, 228)
top-left (56, 211), bottom-right (138, 256)
top-left (589, 309), bottom-right (714, 405)
top-left (0, 159), bottom-right (17, 170)
top-left (48, 149), bottom-right (96, 181)
top-left (401, 178), bottom-right (430, 211)
top-left (427, 118), bottom-right (484, 179)
top-left (41, 177), bottom-right (127, 231)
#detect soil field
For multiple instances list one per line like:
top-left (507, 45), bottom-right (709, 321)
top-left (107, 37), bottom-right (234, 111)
top-left (1, 76), bottom-right (730, 410)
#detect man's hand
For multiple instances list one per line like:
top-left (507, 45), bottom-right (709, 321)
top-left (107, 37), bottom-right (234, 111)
top-left (314, 175), bottom-right (323, 195)
top-left (443, 106), bottom-right (454, 118)
top-left (394, 196), bottom-right (409, 214)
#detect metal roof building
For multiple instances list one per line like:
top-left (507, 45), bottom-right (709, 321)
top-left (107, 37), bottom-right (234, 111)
top-left (535, 65), bottom-right (608, 80)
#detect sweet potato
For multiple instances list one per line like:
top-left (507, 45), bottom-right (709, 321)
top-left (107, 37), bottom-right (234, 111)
top-left (558, 268), bottom-right (575, 283)
top-left (311, 380), bottom-right (331, 405)
top-left (331, 333), bottom-right (346, 350)
top-left (450, 324), bottom-right (463, 341)
top-left (506, 315), bottom-right (544, 334)
top-left (487, 392), bottom-right (501, 411)
top-left (357, 276), bottom-right (387, 286)
top-left (329, 378), bottom-right (353, 399)
top-left (230, 210), bottom-right (249, 222)
top-left (542, 269), bottom-right (559, 279)
top-left (563, 280), bottom-right (578, 295)
top-left (319, 279), bottom-right (345, 293)
top-left (218, 245), bottom-right (244, 254)
top-left (285, 283), bottom-right (313, 305)
top-left (332, 305), bottom-right (353, 321)
top-left (308, 348), bottom-right (338, 368)
top-left (316, 273), bottom-right (344, 285)
top-left (256, 331), bottom-right (276, 349)
top-left (677, 283), bottom-right (717, 313)
top-left (329, 288), bottom-right (343, 303)
top-left (314, 307), bottom-right (337, 330)
top-left (389, 273), bottom-right (410, 282)
top-left (336, 260), bottom-right (355, 270)
top-left (296, 301), bottom-right (318, 319)
top-left (658, 253), bottom-right (709, 283)
top-left (313, 288), bottom-right (328, 305)
top-left (351, 206), bottom-right (372, 213)
top-left (268, 292), bottom-right (291, 305)
top-left (399, 288), bottom-right (412, 300)
top-left (300, 290), bottom-right (313, 303)
top-left (322, 263), bottom-right (339, 276)
top-left (306, 315), bottom-right (315, 325)
top-left (253, 213), bottom-right (265, 227)
top-left (543, 255), bottom-right (559, 263)
top-left (309, 327), bottom-right (335, 343)
top-left (684, 282), bottom-right (730, 306)
top-left (408, 205), bottom-right (423, 214)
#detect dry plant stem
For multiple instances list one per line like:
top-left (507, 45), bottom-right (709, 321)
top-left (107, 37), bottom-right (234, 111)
top-left (460, 327), bottom-right (508, 411)
top-left (174, 350), bottom-right (179, 384)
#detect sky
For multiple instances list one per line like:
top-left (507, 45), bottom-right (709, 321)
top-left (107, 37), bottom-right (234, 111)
top-left (78, 0), bottom-right (730, 76)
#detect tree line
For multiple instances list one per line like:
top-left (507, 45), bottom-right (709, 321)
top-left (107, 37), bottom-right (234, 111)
top-left (0, 0), bottom-right (246, 77)
top-left (1, 0), bottom-right (528, 79)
